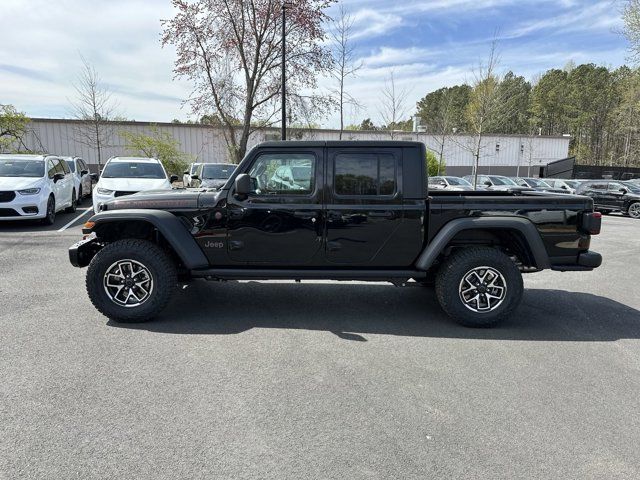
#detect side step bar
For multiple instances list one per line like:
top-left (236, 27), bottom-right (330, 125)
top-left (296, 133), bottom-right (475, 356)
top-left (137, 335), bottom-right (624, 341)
top-left (190, 268), bottom-right (427, 282)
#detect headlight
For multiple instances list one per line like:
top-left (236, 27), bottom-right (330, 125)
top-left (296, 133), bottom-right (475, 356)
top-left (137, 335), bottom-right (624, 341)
top-left (96, 188), bottom-right (114, 195)
top-left (18, 188), bottom-right (41, 195)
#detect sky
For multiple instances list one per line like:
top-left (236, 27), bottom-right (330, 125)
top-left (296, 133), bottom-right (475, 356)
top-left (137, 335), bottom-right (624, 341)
top-left (0, 0), bottom-right (629, 128)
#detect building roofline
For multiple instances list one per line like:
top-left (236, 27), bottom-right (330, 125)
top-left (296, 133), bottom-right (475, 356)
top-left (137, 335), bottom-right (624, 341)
top-left (28, 117), bottom-right (572, 140)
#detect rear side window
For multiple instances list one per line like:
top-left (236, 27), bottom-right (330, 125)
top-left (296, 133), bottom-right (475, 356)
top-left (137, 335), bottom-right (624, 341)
top-left (334, 153), bottom-right (396, 196)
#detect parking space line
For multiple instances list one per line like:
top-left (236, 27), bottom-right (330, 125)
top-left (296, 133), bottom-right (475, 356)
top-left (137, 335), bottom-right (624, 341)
top-left (57, 208), bottom-right (92, 232)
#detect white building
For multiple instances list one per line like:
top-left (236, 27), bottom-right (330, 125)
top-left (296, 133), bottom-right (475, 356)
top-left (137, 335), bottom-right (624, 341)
top-left (22, 118), bottom-right (570, 176)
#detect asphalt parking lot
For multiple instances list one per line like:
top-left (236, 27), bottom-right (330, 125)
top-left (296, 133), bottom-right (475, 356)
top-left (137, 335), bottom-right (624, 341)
top-left (1, 211), bottom-right (639, 479)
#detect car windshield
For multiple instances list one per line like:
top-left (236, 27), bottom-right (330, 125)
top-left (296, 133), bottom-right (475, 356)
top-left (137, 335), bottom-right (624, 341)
top-left (446, 177), bottom-right (471, 186)
top-left (622, 182), bottom-right (640, 193)
top-left (102, 162), bottom-right (166, 179)
top-left (490, 176), bottom-right (517, 186)
top-left (0, 159), bottom-right (44, 177)
top-left (202, 164), bottom-right (235, 179)
top-left (525, 178), bottom-right (551, 188)
top-left (65, 160), bottom-right (76, 172)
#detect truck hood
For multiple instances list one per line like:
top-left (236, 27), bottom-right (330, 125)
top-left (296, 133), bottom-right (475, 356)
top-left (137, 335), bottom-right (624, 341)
top-left (0, 177), bottom-right (44, 191)
top-left (102, 188), bottom-right (216, 211)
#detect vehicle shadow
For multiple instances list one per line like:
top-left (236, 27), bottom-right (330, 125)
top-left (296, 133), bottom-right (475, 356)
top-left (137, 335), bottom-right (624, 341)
top-left (107, 281), bottom-right (640, 342)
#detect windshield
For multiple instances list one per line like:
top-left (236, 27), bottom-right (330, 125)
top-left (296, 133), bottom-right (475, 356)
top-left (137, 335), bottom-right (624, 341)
top-left (202, 164), bottom-right (235, 179)
top-left (65, 159), bottom-right (75, 172)
top-left (490, 176), bottom-right (518, 186)
top-left (102, 162), bottom-right (166, 179)
top-left (446, 177), bottom-right (471, 186)
top-left (525, 178), bottom-right (551, 188)
top-left (622, 182), bottom-right (640, 193)
top-left (0, 159), bottom-right (44, 177)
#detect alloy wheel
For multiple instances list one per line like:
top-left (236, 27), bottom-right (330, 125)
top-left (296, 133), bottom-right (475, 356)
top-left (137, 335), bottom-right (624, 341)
top-left (629, 203), bottom-right (640, 219)
top-left (103, 259), bottom-right (154, 307)
top-left (458, 266), bottom-right (507, 313)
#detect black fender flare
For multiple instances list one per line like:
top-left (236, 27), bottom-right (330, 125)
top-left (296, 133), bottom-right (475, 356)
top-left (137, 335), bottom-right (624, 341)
top-left (414, 217), bottom-right (551, 271)
top-left (88, 209), bottom-right (209, 269)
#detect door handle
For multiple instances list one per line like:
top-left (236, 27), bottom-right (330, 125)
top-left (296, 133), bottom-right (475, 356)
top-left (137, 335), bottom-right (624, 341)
top-left (327, 241), bottom-right (342, 251)
top-left (293, 211), bottom-right (316, 219)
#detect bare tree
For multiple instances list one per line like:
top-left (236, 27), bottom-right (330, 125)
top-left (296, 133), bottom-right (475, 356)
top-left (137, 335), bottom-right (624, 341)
top-left (69, 56), bottom-right (119, 168)
top-left (329, 2), bottom-right (362, 139)
top-left (162, 0), bottom-right (333, 163)
top-left (378, 71), bottom-right (411, 139)
top-left (464, 41), bottom-right (501, 188)
top-left (427, 89), bottom-right (458, 176)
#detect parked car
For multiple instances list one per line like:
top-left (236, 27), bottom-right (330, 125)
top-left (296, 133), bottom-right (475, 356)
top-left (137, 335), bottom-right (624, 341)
top-left (428, 176), bottom-right (474, 191)
top-left (576, 180), bottom-right (640, 218)
top-left (63, 156), bottom-right (93, 202)
top-left (70, 141), bottom-right (602, 328)
top-left (463, 174), bottom-right (530, 191)
top-left (191, 163), bottom-right (237, 189)
top-left (183, 162), bottom-right (202, 187)
top-left (544, 179), bottom-right (581, 194)
top-left (92, 157), bottom-right (177, 213)
top-left (0, 154), bottom-right (76, 224)
top-left (513, 177), bottom-right (569, 194)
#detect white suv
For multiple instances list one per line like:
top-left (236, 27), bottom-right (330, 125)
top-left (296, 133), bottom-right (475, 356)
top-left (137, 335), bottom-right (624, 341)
top-left (0, 154), bottom-right (76, 224)
top-left (93, 157), bottom-right (176, 213)
top-left (63, 156), bottom-right (93, 202)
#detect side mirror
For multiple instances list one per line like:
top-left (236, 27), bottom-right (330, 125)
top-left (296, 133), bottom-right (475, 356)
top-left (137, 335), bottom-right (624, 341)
top-left (80, 169), bottom-right (89, 175)
top-left (484, 180), bottom-right (492, 187)
top-left (235, 173), bottom-right (251, 199)
top-left (561, 185), bottom-right (568, 189)
top-left (53, 172), bottom-right (65, 182)
top-left (190, 174), bottom-right (199, 181)
top-left (90, 173), bottom-right (99, 181)
top-left (619, 188), bottom-right (628, 194)
top-left (170, 174), bottom-right (179, 183)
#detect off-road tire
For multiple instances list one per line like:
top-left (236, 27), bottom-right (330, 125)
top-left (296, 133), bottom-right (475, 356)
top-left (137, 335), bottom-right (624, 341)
top-left (435, 246), bottom-right (523, 328)
top-left (65, 190), bottom-right (77, 213)
top-left (86, 239), bottom-right (177, 323)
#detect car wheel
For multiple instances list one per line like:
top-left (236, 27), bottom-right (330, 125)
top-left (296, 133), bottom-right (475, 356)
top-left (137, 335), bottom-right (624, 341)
top-left (435, 246), bottom-right (523, 328)
top-left (86, 239), bottom-right (177, 323)
top-left (628, 202), bottom-right (640, 219)
top-left (41, 195), bottom-right (56, 225)
top-left (65, 190), bottom-right (77, 213)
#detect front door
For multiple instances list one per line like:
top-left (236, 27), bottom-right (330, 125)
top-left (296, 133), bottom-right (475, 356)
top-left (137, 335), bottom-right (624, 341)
top-left (225, 148), bottom-right (324, 265)
top-left (325, 147), bottom-right (404, 265)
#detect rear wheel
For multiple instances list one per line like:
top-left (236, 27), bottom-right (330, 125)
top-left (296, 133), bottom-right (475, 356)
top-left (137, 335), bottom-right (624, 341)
top-left (435, 247), bottom-right (523, 327)
top-left (86, 239), bottom-right (177, 322)
top-left (41, 196), bottom-right (55, 225)
top-left (628, 202), bottom-right (640, 219)
top-left (65, 189), bottom-right (77, 213)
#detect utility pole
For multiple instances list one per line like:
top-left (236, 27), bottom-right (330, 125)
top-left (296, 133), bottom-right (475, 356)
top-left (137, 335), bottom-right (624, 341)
top-left (281, 2), bottom-right (287, 141)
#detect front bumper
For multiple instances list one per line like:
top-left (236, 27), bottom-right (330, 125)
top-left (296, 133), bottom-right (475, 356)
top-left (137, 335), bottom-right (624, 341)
top-left (0, 194), bottom-right (48, 220)
top-left (69, 235), bottom-right (101, 267)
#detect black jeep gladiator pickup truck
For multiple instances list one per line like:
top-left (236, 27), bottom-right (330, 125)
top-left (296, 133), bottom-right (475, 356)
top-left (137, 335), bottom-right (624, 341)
top-left (69, 141), bottom-right (602, 327)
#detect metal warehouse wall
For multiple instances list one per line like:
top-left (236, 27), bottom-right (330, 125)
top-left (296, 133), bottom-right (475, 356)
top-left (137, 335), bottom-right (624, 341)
top-left (23, 118), bottom-right (570, 175)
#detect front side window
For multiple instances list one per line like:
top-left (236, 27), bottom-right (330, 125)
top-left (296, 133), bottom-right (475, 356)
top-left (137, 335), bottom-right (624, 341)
top-left (0, 159), bottom-right (45, 178)
top-left (247, 153), bottom-right (315, 195)
top-left (608, 182), bottom-right (624, 191)
top-left (446, 177), bottom-right (471, 186)
top-left (334, 153), bottom-right (396, 196)
top-left (53, 159), bottom-right (65, 175)
top-left (102, 162), bottom-right (166, 179)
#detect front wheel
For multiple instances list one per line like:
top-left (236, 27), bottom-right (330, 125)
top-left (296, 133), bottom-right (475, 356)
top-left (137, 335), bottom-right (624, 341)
top-left (86, 239), bottom-right (177, 322)
top-left (41, 196), bottom-right (55, 225)
top-left (628, 202), bottom-right (640, 219)
top-left (435, 247), bottom-right (523, 327)
top-left (65, 190), bottom-right (77, 213)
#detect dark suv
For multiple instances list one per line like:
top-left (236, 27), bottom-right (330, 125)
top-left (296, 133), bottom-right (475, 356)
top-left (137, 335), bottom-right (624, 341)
top-left (576, 180), bottom-right (640, 218)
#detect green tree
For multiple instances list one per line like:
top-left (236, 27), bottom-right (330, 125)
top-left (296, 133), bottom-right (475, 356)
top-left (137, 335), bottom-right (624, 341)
top-left (530, 68), bottom-right (570, 136)
top-left (622, 0), bottom-right (640, 62)
top-left (416, 84), bottom-right (471, 133)
top-left (358, 118), bottom-right (378, 130)
top-left (120, 126), bottom-right (191, 175)
top-left (486, 71), bottom-right (531, 134)
top-left (426, 149), bottom-right (444, 176)
top-left (0, 105), bottom-right (30, 153)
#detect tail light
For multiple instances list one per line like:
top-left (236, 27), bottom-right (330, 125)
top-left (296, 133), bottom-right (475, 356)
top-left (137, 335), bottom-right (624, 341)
top-left (581, 211), bottom-right (602, 235)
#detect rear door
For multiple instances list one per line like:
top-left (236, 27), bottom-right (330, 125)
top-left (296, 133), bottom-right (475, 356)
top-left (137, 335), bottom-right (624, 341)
top-left (325, 147), bottom-right (403, 265)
